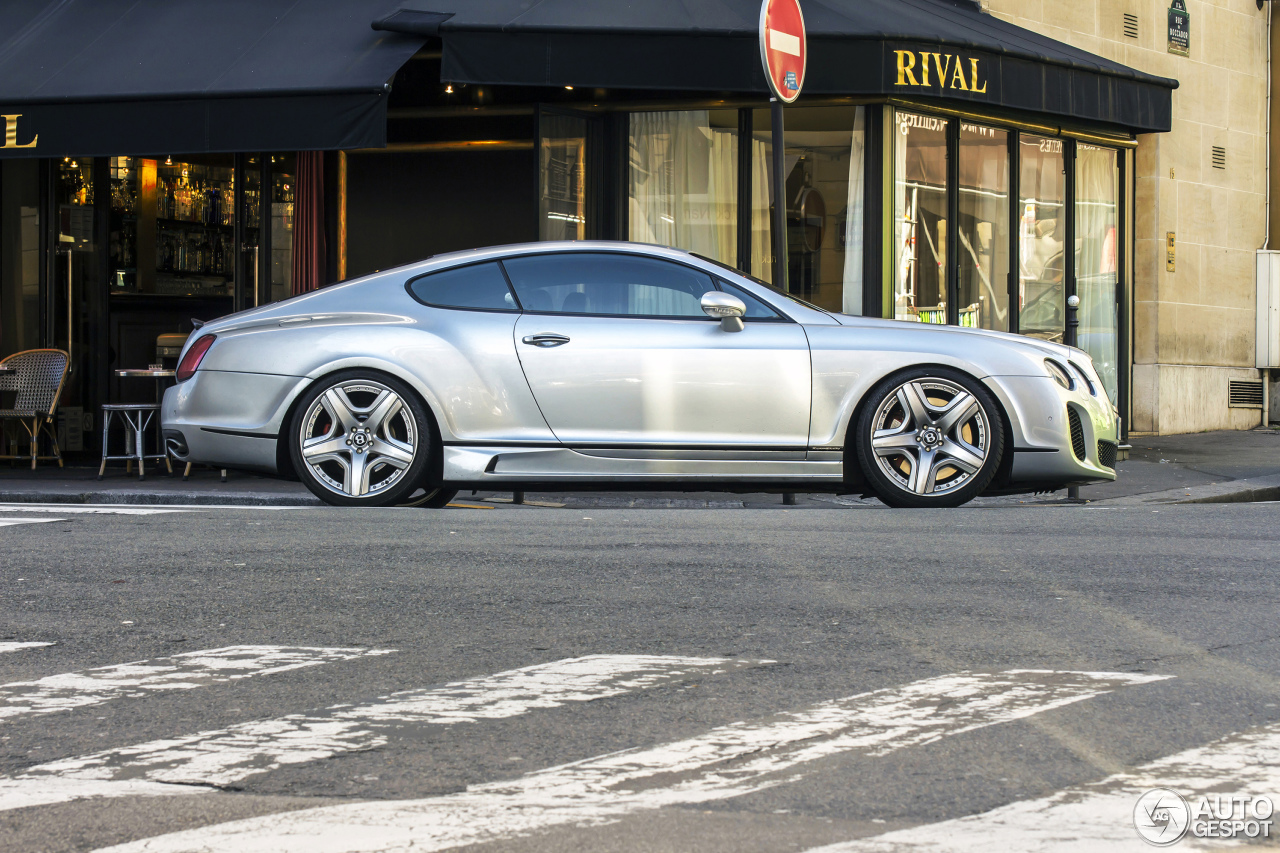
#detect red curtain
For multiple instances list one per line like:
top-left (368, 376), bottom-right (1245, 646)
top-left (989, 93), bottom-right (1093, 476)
top-left (291, 151), bottom-right (326, 295)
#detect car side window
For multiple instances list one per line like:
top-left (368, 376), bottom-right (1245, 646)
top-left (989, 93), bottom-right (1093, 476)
top-left (407, 261), bottom-right (519, 312)
top-left (715, 280), bottom-right (784, 320)
top-left (500, 253), bottom-right (717, 318)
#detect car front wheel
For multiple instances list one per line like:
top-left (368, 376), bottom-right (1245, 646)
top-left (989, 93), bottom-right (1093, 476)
top-left (855, 368), bottom-right (1004, 508)
top-left (290, 371), bottom-right (434, 507)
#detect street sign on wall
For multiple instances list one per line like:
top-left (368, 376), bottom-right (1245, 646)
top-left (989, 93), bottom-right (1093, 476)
top-left (759, 0), bottom-right (807, 103)
top-left (1168, 0), bottom-right (1189, 57)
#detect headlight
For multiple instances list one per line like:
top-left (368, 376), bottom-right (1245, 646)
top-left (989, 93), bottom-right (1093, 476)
top-left (1044, 359), bottom-right (1073, 390)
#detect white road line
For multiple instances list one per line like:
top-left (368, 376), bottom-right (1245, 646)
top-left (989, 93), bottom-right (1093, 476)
top-left (805, 720), bottom-right (1280, 852)
top-left (2, 654), bottom-right (757, 812)
top-left (0, 642), bottom-right (53, 654)
top-left (92, 669), bottom-right (1170, 853)
top-left (0, 646), bottom-right (392, 723)
top-left (0, 517), bottom-right (65, 526)
top-left (0, 505), bottom-right (196, 515)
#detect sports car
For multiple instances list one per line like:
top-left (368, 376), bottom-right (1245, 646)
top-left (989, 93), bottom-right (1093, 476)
top-left (161, 241), bottom-right (1118, 507)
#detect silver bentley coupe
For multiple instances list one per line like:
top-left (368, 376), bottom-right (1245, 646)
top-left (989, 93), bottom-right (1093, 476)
top-left (162, 241), bottom-right (1117, 508)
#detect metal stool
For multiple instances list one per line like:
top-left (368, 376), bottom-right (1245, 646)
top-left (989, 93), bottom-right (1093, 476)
top-left (99, 403), bottom-right (172, 480)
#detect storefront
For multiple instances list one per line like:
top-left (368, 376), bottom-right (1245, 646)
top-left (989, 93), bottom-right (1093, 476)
top-left (0, 0), bottom-right (1174, 460)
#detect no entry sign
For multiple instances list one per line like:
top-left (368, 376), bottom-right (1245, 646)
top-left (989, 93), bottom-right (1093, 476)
top-left (759, 0), bottom-right (807, 103)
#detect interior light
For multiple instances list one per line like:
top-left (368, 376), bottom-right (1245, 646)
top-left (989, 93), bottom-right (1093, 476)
top-left (69, 160), bottom-right (77, 168)
top-left (165, 155), bottom-right (172, 165)
top-left (564, 85), bottom-right (574, 90)
top-left (445, 84), bottom-right (453, 94)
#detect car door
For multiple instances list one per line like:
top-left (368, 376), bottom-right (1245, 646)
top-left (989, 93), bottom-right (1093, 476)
top-left (507, 251), bottom-right (811, 449)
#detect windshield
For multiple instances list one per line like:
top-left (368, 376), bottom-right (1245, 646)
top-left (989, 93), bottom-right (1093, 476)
top-left (690, 253), bottom-right (833, 315)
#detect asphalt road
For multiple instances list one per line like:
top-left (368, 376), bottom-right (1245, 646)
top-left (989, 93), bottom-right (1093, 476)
top-left (1, 501), bottom-right (1278, 852)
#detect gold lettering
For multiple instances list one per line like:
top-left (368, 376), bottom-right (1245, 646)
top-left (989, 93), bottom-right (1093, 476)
top-left (969, 58), bottom-right (987, 93)
top-left (895, 51), bottom-right (919, 86)
top-left (949, 58), bottom-right (969, 90)
top-left (931, 54), bottom-right (951, 88)
top-left (1, 115), bottom-right (37, 149)
top-left (918, 52), bottom-right (931, 86)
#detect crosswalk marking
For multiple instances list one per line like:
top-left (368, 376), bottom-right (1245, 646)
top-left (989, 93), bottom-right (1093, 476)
top-left (92, 669), bottom-right (1170, 853)
top-left (0, 646), bottom-right (392, 723)
top-left (0, 654), bottom-right (759, 811)
top-left (0, 642), bottom-right (53, 654)
top-left (804, 720), bottom-right (1280, 852)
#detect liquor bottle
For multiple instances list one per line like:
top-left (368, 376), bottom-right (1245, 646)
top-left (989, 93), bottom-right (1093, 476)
top-left (213, 234), bottom-right (223, 275)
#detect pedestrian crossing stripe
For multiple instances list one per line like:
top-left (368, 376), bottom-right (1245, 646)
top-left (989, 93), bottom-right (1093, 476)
top-left (0, 654), bottom-right (762, 811)
top-left (804, 720), bottom-right (1280, 852)
top-left (0, 645), bottom-right (392, 723)
top-left (0, 517), bottom-right (64, 527)
top-left (0, 642), bottom-right (53, 654)
top-left (88, 669), bottom-right (1170, 853)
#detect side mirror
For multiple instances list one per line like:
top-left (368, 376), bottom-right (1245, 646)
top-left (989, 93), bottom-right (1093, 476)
top-left (700, 292), bottom-right (746, 332)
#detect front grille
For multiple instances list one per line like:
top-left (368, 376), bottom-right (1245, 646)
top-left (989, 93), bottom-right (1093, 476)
top-left (1098, 439), bottom-right (1118, 470)
top-left (1068, 408), bottom-right (1086, 461)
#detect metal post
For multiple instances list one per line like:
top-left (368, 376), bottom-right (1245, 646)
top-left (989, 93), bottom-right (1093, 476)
top-left (770, 97), bottom-right (788, 293)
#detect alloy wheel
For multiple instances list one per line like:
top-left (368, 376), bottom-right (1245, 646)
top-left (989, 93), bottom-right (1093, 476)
top-left (868, 377), bottom-right (992, 497)
top-left (298, 380), bottom-right (419, 499)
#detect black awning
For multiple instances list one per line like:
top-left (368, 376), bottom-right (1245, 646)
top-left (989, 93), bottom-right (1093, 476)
top-left (0, 0), bottom-right (428, 159)
top-left (374, 0), bottom-right (1177, 134)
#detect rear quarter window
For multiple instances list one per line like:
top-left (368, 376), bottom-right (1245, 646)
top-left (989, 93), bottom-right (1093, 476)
top-left (407, 262), bottom-right (519, 312)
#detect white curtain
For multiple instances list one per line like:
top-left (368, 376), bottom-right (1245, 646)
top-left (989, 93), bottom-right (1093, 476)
top-left (629, 111), bottom-right (737, 265)
top-left (841, 107), bottom-right (865, 314)
top-left (750, 136), bottom-right (773, 282)
top-left (1075, 144), bottom-right (1120, 401)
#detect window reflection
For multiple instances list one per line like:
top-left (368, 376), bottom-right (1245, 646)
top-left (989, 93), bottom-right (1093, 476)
top-left (893, 111), bottom-right (949, 323)
top-left (957, 123), bottom-right (1009, 330)
top-left (1076, 143), bottom-right (1120, 401)
top-left (540, 114), bottom-right (588, 241)
top-left (1018, 135), bottom-right (1066, 343)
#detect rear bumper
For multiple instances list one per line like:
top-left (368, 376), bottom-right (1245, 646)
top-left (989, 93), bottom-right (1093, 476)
top-left (161, 370), bottom-right (307, 473)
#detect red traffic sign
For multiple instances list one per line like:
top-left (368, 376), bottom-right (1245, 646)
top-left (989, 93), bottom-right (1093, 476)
top-left (759, 0), bottom-right (807, 103)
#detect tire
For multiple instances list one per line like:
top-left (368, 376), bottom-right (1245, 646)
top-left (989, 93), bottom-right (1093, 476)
top-left (855, 367), bottom-right (1005, 508)
top-left (289, 370), bottom-right (434, 507)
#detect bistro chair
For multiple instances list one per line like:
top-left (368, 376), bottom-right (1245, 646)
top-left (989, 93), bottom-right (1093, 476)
top-left (0, 349), bottom-right (70, 470)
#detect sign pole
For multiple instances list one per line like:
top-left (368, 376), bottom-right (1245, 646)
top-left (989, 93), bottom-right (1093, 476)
top-left (759, 0), bottom-right (805, 290)
top-left (771, 97), bottom-right (788, 293)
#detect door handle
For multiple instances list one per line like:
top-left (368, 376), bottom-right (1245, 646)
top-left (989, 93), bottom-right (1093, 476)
top-left (521, 333), bottom-right (570, 347)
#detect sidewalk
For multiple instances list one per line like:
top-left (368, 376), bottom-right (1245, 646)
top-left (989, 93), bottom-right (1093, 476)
top-left (1, 429), bottom-right (1277, 508)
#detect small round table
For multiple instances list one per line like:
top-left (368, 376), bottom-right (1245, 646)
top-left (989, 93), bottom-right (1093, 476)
top-left (100, 369), bottom-right (177, 480)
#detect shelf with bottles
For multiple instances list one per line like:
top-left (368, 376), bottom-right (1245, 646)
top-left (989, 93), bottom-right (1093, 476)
top-left (157, 226), bottom-right (235, 278)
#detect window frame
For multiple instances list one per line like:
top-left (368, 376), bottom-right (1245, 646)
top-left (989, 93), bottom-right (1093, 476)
top-left (403, 259), bottom-right (523, 314)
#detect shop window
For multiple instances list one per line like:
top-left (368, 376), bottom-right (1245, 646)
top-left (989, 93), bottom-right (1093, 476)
top-left (751, 106), bottom-right (865, 314)
top-left (957, 123), bottom-right (1010, 331)
top-left (1018, 135), bottom-right (1066, 343)
top-left (407, 261), bottom-right (518, 311)
top-left (270, 153), bottom-right (296, 303)
top-left (539, 113), bottom-right (589, 241)
top-left (0, 160), bottom-right (40, 358)
top-left (893, 111), bottom-right (949, 323)
top-left (1076, 143), bottom-right (1120, 401)
top-left (503, 253), bottom-right (716, 318)
top-left (628, 110), bottom-right (738, 269)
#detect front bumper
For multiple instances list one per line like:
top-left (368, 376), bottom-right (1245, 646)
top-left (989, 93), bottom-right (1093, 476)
top-left (986, 374), bottom-right (1119, 488)
top-left (161, 370), bottom-right (308, 473)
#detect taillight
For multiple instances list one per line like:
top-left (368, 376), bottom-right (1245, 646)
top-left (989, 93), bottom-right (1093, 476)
top-left (176, 334), bottom-right (216, 381)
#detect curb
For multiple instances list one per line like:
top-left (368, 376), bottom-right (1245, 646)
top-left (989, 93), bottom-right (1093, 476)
top-left (0, 490), bottom-right (322, 507)
top-left (1089, 473), bottom-right (1280, 506)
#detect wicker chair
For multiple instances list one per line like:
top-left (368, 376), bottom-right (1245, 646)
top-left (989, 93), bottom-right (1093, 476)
top-left (0, 349), bottom-right (69, 470)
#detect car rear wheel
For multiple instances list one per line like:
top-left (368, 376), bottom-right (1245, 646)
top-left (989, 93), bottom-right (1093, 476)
top-left (398, 487), bottom-right (459, 508)
top-left (855, 368), bottom-right (1004, 508)
top-left (290, 371), bottom-right (434, 507)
